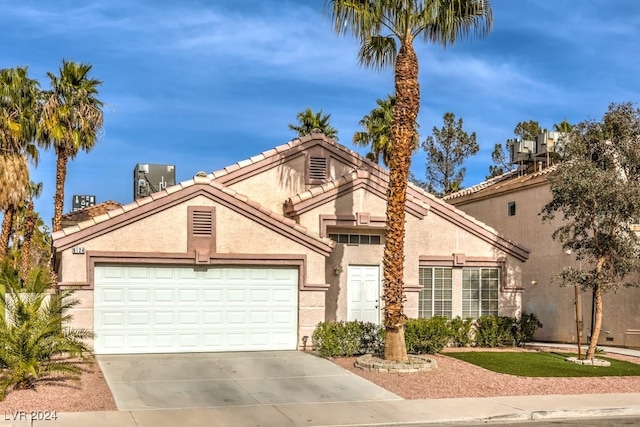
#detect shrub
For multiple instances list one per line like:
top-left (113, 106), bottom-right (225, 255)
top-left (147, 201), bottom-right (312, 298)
top-left (0, 261), bottom-right (93, 399)
top-left (449, 317), bottom-right (474, 347)
top-left (513, 312), bottom-right (543, 346)
top-left (474, 315), bottom-right (516, 347)
top-left (311, 321), bottom-right (384, 357)
top-left (404, 317), bottom-right (451, 354)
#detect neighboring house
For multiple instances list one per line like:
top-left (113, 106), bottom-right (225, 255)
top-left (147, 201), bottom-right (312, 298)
top-left (52, 133), bottom-right (529, 355)
top-left (61, 201), bottom-right (122, 228)
top-left (445, 166), bottom-right (640, 348)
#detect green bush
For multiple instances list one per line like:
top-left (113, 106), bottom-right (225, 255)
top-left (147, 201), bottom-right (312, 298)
top-left (311, 321), bottom-right (384, 357)
top-left (0, 261), bottom-right (93, 399)
top-left (513, 312), bottom-right (543, 346)
top-left (474, 315), bottom-right (516, 347)
top-left (449, 317), bottom-right (474, 347)
top-left (404, 317), bottom-right (451, 354)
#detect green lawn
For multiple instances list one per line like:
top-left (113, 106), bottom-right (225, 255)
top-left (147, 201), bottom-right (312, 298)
top-left (445, 351), bottom-right (640, 377)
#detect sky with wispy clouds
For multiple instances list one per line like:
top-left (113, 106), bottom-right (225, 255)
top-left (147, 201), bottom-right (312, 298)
top-left (2, 0), bottom-right (640, 227)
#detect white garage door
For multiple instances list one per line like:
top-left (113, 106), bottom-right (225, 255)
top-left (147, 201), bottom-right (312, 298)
top-left (93, 265), bottom-right (298, 354)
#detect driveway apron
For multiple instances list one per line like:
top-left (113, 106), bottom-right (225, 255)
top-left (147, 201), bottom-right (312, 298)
top-left (97, 351), bottom-right (401, 410)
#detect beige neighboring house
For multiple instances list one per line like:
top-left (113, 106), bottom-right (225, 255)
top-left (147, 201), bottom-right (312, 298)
top-left (52, 133), bottom-right (529, 355)
top-left (445, 167), bottom-right (640, 348)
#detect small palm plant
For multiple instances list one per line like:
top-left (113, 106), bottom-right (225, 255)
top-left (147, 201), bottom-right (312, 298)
top-left (0, 260), bottom-right (93, 399)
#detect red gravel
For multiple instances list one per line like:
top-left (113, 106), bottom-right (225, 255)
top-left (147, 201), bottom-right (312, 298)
top-left (0, 360), bottom-right (117, 413)
top-left (331, 347), bottom-right (640, 399)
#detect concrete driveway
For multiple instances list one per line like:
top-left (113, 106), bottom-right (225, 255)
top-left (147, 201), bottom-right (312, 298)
top-left (97, 351), bottom-right (401, 410)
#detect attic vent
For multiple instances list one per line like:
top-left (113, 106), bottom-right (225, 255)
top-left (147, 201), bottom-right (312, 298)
top-left (309, 156), bottom-right (327, 181)
top-left (192, 210), bottom-right (213, 236)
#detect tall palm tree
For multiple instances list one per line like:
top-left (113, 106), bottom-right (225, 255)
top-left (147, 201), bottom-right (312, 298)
top-left (329, 0), bottom-right (493, 361)
top-left (288, 107), bottom-right (339, 141)
top-left (19, 181), bottom-right (44, 283)
top-left (0, 67), bottom-right (41, 258)
top-left (353, 94), bottom-right (419, 166)
top-left (40, 59), bottom-right (104, 232)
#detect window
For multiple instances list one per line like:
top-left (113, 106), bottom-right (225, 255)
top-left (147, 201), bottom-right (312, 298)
top-left (507, 201), bottom-right (516, 216)
top-left (462, 268), bottom-right (499, 318)
top-left (418, 267), bottom-right (453, 318)
top-left (328, 233), bottom-right (382, 245)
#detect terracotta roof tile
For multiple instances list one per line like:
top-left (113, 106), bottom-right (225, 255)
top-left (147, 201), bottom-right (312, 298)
top-left (107, 207), bottom-right (125, 218)
top-left (60, 201), bottom-right (123, 224)
top-left (164, 184), bottom-right (182, 195)
top-left (237, 158), bottom-right (253, 168)
top-left (444, 165), bottom-right (556, 201)
top-left (150, 191), bottom-right (168, 201)
top-left (224, 164), bottom-right (241, 173)
top-left (54, 171), bottom-right (334, 250)
top-left (120, 201), bottom-right (139, 213)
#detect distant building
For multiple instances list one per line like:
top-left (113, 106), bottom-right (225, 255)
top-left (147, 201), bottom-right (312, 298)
top-left (72, 195), bottom-right (96, 212)
top-left (445, 131), bottom-right (640, 348)
top-left (133, 164), bottom-right (176, 200)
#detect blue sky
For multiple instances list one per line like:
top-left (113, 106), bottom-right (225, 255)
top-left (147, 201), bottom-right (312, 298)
top-left (2, 0), bottom-right (640, 228)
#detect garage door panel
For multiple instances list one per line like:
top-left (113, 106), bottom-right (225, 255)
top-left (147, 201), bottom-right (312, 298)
top-left (94, 266), bottom-right (298, 354)
top-left (178, 289), bottom-right (199, 302)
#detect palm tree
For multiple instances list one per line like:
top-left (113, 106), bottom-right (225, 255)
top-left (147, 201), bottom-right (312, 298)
top-left (0, 261), bottom-right (92, 398)
top-left (328, 0), bottom-right (493, 361)
top-left (553, 118), bottom-right (573, 133)
top-left (288, 107), bottom-right (339, 141)
top-left (40, 59), bottom-right (104, 232)
top-left (19, 181), bottom-right (44, 282)
top-left (0, 67), bottom-right (41, 258)
top-left (354, 94), bottom-right (420, 166)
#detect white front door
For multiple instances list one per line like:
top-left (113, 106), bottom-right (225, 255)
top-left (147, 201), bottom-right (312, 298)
top-left (347, 265), bottom-right (381, 323)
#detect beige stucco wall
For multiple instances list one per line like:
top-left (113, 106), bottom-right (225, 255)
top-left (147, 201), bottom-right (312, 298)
top-left (299, 189), bottom-right (524, 324)
top-left (227, 153), bottom-right (357, 214)
top-left (57, 193), bottom-right (329, 349)
top-left (450, 183), bottom-right (640, 347)
top-left (228, 155), bottom-right (307, 213)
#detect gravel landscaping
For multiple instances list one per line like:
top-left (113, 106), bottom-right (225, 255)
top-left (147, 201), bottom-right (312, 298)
top-left (332, 346), bottom-right (640, 399)
top-left (0, 360), bottom-right (117, 413)
top-left (0, 346), bottom-right (638, 413)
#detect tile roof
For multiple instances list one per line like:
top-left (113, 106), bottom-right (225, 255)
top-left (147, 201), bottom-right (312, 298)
top-left (286, 169), bottom-right (431, 217)
top-left (61, 201), bottom-right (123, 224)
top-left (52, 171), bottom-right (334, 250)
top-left (443, 165), bottom-right (557, 201)
top-left (209, 133), bottom-right (379, 182)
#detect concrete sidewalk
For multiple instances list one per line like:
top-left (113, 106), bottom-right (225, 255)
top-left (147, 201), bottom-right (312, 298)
top-left (9, 393), bottom-right (640, 426)
top-left (4, 345), bottom-right (639, 427)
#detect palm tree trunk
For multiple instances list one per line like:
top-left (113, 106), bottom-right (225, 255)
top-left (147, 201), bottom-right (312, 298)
top-left (0, 206), bottom-right (15, 258)
top-left (20, 201), bottom-right (36, 282)
top-left (52, 150), bottom-right (68, 232)
top-left (383, 40), bottom-right (420, 362)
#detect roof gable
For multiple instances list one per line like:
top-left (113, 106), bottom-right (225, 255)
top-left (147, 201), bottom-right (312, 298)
top-left (284, 169), bottom-right (429, 219)
top-left (53, 174), bottom-right (334, 256)
top-left (206, 133), bottom-right (530, 262)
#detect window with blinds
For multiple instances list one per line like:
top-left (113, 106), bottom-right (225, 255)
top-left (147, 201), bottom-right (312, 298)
top-left (418, 267), bottom-right (453, 319)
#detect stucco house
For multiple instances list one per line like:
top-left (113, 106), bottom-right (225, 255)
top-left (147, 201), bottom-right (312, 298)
top-left (52, 133), bottom-right (529, 354)
top-left (445, 166), bottom-right (640, 348)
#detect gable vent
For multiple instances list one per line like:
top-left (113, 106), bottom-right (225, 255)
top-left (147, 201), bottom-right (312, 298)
top-left (309, 157), bottom-right (328, 181)
top-left (192, 210), bottom-right (213, 236)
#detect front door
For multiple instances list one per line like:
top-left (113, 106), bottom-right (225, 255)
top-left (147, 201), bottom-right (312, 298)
top-left (347, 265), bottom-right (381, 323)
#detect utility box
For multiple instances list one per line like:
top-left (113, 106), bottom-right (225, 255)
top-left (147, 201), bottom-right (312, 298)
top-left (71, 195), bottom-right (96, 212)
top-left (133, 164), bottom-right (176, 200)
